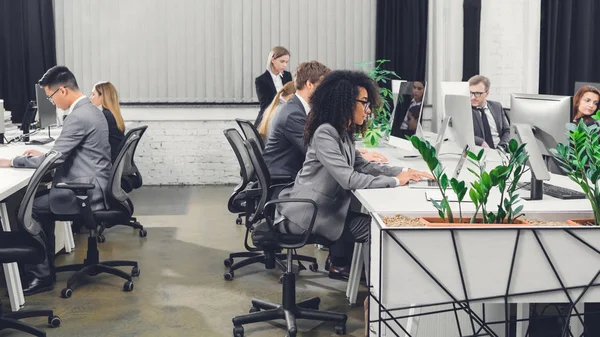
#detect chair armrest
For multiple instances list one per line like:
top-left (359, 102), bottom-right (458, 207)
top-left (263, 198), bottom-right (318, 249)
top-left (55, 182), bottom-right (95, 196)
top-left (271, 175), bottom-right (293, 185)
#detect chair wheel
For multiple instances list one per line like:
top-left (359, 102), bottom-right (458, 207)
top-left (123, 281), bottom-right (134, 292)
top-left (334, 324), bottom-right (346, 335)
top-left (236, 217), bottom-right (243, 225)
top-left (139, 229), bottom-right (148, 237)
top-left (249, 306), bottom-right (259, 313)
top-left (233, 325), bottom-right (244, 337)
top-left (131, 266), bottom-right (140, 277)
top-left (97, 235), bottom-right (106, 243)
top-left (309, 263), bottom-right (319, 272)
top-left (224, 271), bottom-right (234, 281)
top-left (61, 288), bottom-right (72, 299)
top-left (224, 258), bottom-right (233, 268)
top-left (48, 315), bottom-right (61, 327)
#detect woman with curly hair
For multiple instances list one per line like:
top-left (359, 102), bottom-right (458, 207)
top-left (275, 70), bottom-right (432, 273)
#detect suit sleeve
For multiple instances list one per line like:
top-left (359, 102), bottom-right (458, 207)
top-left (12, 113), bottom-right (86, 169)
top-left (284, 109), bottom-right (307, 155)
top-left (314, 127), bottom-right (397, 190)
top-left (354, 150), bottom-right (403, 176)
top-left (255, 77), bottom-right (270, 112)
top-left (496, 102), bottom-right (511, 147)
top-left (471, 110), bottom-right (484, 146)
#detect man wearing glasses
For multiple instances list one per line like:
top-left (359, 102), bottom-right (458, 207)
top-left (0, 66), bottom-right (111, 295)
top-left (468, 75), bottom-right (510, 150)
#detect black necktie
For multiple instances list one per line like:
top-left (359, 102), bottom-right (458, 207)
top-left (476, 107), bottom-right (495, 149)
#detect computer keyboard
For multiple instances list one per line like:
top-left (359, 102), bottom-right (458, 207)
top-left (518, 182), bottom-right (586, 200)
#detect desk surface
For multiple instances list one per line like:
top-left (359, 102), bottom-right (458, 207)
top-left (356, 141), bottom-right (593, 222)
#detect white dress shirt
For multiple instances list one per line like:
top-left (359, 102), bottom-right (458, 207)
top-left (269, 69), bottom-right (284, 92)
top-left (480, 103), bottom-right (500, 147)
top-left (295, 93), bottom-right (311, 115)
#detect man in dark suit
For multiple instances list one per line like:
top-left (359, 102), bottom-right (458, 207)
top-left (0, 66), bottom-right (112, 295)
top-left (262, 61), bottom-right (331, 178)
top-left (468, 75), bottom-right (510, 150)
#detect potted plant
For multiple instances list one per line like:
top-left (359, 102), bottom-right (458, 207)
top-left (410, 136), bottom-right (531, 226)
top-left (357, 59), bottom-right (400, 146)
top-left (551, 111), bottom-right (600, 226)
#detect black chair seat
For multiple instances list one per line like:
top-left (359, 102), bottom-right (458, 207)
top-left (0, 233), bottom-right (39, 264)
top-left (251, 221), bottom-right (333, 249)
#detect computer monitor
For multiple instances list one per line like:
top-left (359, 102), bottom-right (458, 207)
top-left (439, 81), bottom-right (469, 127)
top-left (390, 81), bottom-right (427, 139)
top-left (444, 94), bottom-right (477, 150)
top-left (0, 99), bottom-right (4, 144)
top-left (574, 81), bottom-right (600, 94)
top-left (31, 84), bottom-right (56, 144)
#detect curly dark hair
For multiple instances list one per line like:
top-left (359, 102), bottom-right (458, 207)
top-left (304, 70), bottom-right (382, 146)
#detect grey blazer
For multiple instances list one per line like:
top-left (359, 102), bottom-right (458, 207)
top-left (472, 100), bottom-right (511, 148)
top-left (276, 123), bottom-right (403, 241)
top-left (13, 97), bottom-right (112, 215)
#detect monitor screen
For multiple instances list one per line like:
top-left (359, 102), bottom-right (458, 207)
top-left (35, 84), bottom-right (57, 129)
top-left (390, 81), bottom-right (426, 139)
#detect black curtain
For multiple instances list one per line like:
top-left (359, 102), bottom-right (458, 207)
top-left (462, 0), bottom-right (481, 81)
top-left (375, 0), bottom-right (428, 82)
top-left (0, 0), bottom-right (56, 123)
top-left (539, 0), bottom-right (600, 96)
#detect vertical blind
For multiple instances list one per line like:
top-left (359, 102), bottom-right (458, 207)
top-left (54, 0), bottom-right (376, 103)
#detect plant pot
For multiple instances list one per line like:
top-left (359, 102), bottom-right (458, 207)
top-left (419, 217), bottom-right (531, 227)
top-left (566, 219), bottom-right (596, 226)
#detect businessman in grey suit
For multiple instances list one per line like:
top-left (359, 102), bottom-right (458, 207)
top-left (275, 70), bottom-right (433, 274)
top-left (469, 75), bottom-right (510, 150)
top-left (0, 66), bottom-right (112, 295)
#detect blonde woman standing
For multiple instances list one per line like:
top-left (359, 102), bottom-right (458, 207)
top-left (90, 81), bottom-right (125, 162)
top-left (254, 46), bottom-right (292, 126)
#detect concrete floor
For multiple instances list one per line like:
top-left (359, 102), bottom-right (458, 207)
top-left (2, 186), bottom-right (367, 337)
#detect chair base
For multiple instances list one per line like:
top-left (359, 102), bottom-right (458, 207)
top-left (55, 235), bottom-right (139, 298)
top-left (0, 309), bottom-right (61, 336)
top-left (232, 273), bottom-right (347, 337)
top-left (99, 217), bottom-right (147, 239)
top-left (223, 252), bottom-right (317, 281)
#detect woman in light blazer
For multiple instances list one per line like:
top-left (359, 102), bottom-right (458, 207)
top-left (275, 70), bottom-right (432, 267)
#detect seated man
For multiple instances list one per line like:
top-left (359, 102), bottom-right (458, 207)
top-left (468, 75), bottom-right (510, 150)
top-left (0, 66), bottom-right (112, 295)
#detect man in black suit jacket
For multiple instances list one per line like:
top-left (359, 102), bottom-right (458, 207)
top-left (469, 75), bottom-right (510, 149)
top-left (262, 61), bottom-right (331, 177)
top-left (254, 70), bottom-right (292, 126)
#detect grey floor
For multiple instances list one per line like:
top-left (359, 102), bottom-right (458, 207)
top-left (2, 186), bottom-right (367, 337)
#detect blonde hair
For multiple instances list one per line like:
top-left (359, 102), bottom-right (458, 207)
top-left (257, 81), bottom-right (296, 139)
top-left (94, 81), bottom-right (125, 132)
top-left (265, 46), bottom-right (290, 73)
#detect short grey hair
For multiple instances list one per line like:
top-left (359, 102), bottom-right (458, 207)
top-left (468, 75), bottom-right (490, 92)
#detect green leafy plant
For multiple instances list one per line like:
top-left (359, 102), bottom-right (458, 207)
top-left (357, 59), bottom-right (400, 137)
top-left (551, 111), bottom-right (600, 225)
top-left (363, 128), bottom-right (383, 147)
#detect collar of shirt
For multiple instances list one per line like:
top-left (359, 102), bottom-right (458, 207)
top-left (68, 95), bottom-right (87, 114)
top-left (268, 68), bottom-right (283, 79)
top-left (295, 93), bottom-right (311, 114)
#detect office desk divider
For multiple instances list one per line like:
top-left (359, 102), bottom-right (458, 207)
top-left (368, 212), bottom-right (600, 337)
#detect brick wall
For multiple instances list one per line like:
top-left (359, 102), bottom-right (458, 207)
top-left (480, 0), bottom-right (541, 108)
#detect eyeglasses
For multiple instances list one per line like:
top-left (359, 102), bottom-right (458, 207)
top-left (47, 87), bottom-right (64, 105)
top-left (356, 99), bottom-right (371, 112)
top-left (470, 91), bottom-right (488, 98)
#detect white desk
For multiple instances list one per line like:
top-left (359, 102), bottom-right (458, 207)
top-left (353, 141), bottom-right (595, 336)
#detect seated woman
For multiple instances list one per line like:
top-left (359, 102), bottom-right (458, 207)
top-left (275, 70), bottom-right (432, 270)
top-left (257, 81), bottom-right (296, 140)
top-left (572, 85), bottom-right (600, 126)
top-left (90, 81), bottom-right (125, 162)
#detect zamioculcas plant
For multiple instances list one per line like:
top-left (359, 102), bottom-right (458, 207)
top-left (551, 111), bottom-right (600, 225)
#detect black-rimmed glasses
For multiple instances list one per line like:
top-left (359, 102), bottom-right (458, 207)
top-left (356, 99), bottom-right (371, 112)
top-left (47, 87), bottom-right (63, 105)
top-left (470, 91), bottom-right (487, 98)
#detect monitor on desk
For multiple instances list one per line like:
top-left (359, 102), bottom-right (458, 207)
top-left (574, 81), bottom-right (600, 94)
top-left (0, 100), bottom-right (4, 144)
top-left (30, 84), bottom-right (56, 144)
top-left (439, 81), bottom-right (470, 127)
top-left (444, 94), bottom-right (477, 150)
top-left (390, 81), bottom-right (427, 140)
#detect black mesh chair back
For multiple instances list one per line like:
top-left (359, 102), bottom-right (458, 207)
top-left (236, 118), bottom-right (265, 151)
top-left (224, 128), bottom-right (256, 213)
top-left (107, 132), bottom-right (139, 208)
top-left (121, 125), bottom-right (147, 191)
top-left (17, 151), bottom-right (61, 258)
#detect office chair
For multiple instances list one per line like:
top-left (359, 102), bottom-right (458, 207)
top-left (232, 139), bottom-right (347, 337)
top-left (222, 129), bottom-right (316, 281)
top-left (54, 134), bottom-right (141, 298)
top-left (98, 125), bottom-right (149, 241)
top-left (0, 151), bottom-right (62, 336)
top-left (235, 118), bottom-right (265, 151)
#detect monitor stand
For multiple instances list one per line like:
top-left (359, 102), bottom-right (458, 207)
top-left (521, 172), bottom-right (544, 201)
top-left (26, 126), bottom-right (54, 145)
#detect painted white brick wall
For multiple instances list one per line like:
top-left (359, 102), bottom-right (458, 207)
top-left (480, 0), bottom-right (540, 108)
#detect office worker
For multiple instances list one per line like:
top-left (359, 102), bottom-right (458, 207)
top-left (399, 81), bottom-right (425, 131)
top-left (262, 61), bottom-right (331, 177)
top-left (257, 81), bottom-right (296, 140)
top-left (0, 66), bottom-right (112, 295)
top-left (254, 46), bottom-right (292, 126)
top-left (469, 75), bottom-right (510, 149)
top-left (405, 104), bottom-right (421, 137)
top-left (275, 70), bottom-right (433, 271)
top-left (572, 85), bottom-right (600, 126)
top-left (90, 81), bottom-right (125, 162)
